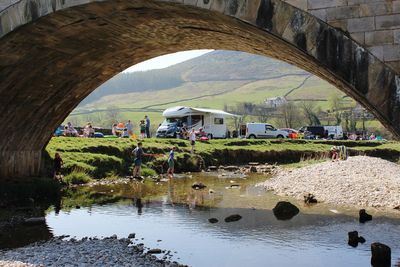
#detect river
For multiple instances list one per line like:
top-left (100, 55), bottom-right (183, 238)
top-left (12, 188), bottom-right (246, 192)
top-left (2, 173), bottom-right (400, 266)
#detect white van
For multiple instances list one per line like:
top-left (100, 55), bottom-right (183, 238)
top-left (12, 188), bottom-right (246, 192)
top-left (324, 125), bottom-right (343, 139)
top-left (156, 106), bottom-right (239, 139)
top-left (245, 123), bottom-right (289, 139)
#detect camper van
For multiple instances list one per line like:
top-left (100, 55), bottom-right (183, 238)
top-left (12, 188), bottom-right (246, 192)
top-left (156, 106), bottom-right (239, 139)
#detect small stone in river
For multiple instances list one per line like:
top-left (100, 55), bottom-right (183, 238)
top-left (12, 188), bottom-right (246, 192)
top-left (272, 201), bottom-right (300, 220)
top-left (304, 193), bottom-right (318, 204)
top-left (250, 166), bottom-right (257, 173)
top-left (75, 205), bottom-right (81, 209)
top-left (192, 183), bottom-right (206, 190)
top-left (128, 233), bottom-right (136, 239)
top-left (371, 242), bottom-right (391, 267)
top-left (208, 218), bottom-right (219, 223)
top-left (359, 209), bottom-right (372, 223)
top-left (148, 249), bottom-right (162, 254)
top-left (224, 214), bottom-right (242, 223)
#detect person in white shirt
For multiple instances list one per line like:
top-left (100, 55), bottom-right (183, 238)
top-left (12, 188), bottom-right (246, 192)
top-left (189, 128), bottom-right (196, 154)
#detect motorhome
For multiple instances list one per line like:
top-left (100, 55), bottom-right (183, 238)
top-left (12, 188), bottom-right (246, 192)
top-left (156, 106), bottom-right (239, 139)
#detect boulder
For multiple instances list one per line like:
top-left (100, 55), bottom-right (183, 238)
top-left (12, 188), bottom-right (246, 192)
top-left (208, 166), bottom-right (218, 171)
top-left (371, 243), bottom-right (391, 267)
top-left (208, 218), bottom-right (218, 224)
top-left (249, 166), bottom-right (257, 173)
top-left (272, 201), bottom-right (299, 220)
top-left (348, 231), bottom-right (366, 247)
top-left (359, 209), bottom-right (372, 223)
top-left (128, 233), bottom-right (136, 239)
top-left (224, 166), bottom-right (240, 172)
top-left (224, 214), bottom-right (242, 223)
top-left (192, 183), bottom-right (206, 190)
top-left (148, 249), bottom-right (162, 254)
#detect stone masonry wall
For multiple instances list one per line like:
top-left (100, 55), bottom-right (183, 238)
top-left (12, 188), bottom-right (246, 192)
top-left (282, 0), bottom-right (400, 72)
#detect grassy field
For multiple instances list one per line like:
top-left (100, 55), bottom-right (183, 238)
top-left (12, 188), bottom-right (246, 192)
top-left (46, 137), bottom-right (400, 181)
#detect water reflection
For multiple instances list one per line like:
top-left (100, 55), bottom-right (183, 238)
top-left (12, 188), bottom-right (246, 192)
top-left (2, 173), bottom-right (400, 267)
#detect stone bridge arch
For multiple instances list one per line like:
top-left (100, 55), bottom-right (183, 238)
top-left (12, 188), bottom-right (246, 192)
top-left (0, 0), bottom-right (399, 177)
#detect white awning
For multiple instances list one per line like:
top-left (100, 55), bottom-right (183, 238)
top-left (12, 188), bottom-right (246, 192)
top-left (162, 106), bottom-right (240, 117)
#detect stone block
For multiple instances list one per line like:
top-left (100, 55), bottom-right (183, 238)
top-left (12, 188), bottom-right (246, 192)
top-left (326, 6), bottom-right (360, 20)
top-left (393, 1), bottom-right (400, 13)
top-left (210, 0), bottom-right (226, 13)
top-left (394, 29), bottom-right (400, 44)
top-left (368, 45), bottom-right (384, 60)
top-left (310, 9), bottom-right (326, 20)
top-left (235, 0), bottom-right (262, 24)
top-left (360, 2), bottom-right (392, 16)
top-left (365, 30), bottom-right (393, 46)
top-left (329, 19), bottom-right (348, 32)
top-left (383, 44), bottom-right (400, 61)
top-left (348, 0), bottom-right (384, 5)
top-left (376, 14), bottom-right (400, 30)
top-left (347, 17), bottom-right (375, 33)
top-left (351, 32), bottom-right (365, 44)
top-left (183, 0), bottom-right (198, 5)
top-left (307, 0), bottom-right (346, 10)
top-left (197, 0), bottom-right (212, 9)
top-left (282, 0), bottom-right (307, 10)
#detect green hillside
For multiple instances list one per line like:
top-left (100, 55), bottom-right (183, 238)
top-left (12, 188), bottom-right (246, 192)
top-left (66, 50), bottom-right (385, 135)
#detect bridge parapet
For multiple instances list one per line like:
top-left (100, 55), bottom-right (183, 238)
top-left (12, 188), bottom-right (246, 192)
top-left (283, 0), bottom-right (400, 72)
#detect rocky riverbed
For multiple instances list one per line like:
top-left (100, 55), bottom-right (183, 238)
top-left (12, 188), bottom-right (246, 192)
top-left (0, 236), bottom-right (186, 267)
top-left (259, 156), bottom-right (400, 210)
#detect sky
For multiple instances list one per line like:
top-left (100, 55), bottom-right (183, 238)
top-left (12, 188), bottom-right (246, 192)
top-left (124, 49), bottom-right (213, 72)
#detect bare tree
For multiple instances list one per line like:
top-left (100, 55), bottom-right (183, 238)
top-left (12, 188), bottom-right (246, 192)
top-left (301, 101), bottom-right (321, 126)
top-left (278, 102), bottom-right (303, 128)
top-left (106, 106), bottom-right (120, 126)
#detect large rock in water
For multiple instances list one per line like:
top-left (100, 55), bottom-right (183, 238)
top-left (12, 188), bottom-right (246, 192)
top-left (272, 201), bottom-right (300, 220)
top-left (371, 243), bottom-right (391, 267)
top-left (359, 209), bottom-right (373, 223)
top-left (224, 214), bottom-right (242, 223)
top-left (348, 231), bottom-right (366, 247)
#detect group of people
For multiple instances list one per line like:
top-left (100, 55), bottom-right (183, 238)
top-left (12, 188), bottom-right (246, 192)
top-left (112, 115), bottom-right (151, 139)
top-left (61, 122), bottom-right (95, 138)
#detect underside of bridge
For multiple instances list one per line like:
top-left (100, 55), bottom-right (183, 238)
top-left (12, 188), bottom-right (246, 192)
top-left (0, 0), bottom-right (399, 178)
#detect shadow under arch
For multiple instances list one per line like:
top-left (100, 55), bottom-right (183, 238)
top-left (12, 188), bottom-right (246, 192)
top-left (0, 0), bottom-right (399, 177)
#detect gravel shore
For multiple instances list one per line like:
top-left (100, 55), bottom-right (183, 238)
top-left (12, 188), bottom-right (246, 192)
top-left (259, 156), bottom-right (400, 209)
top-left (0, 237), bottom-right (185, 267)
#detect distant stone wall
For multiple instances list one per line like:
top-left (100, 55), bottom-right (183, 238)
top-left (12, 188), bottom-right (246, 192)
top-left (283, 0), bottom-right (400, 72)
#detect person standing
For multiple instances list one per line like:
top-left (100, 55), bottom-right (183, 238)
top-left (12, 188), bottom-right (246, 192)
top-left (167, 146), bottom-right (177, 179)
top-left (53, 152), bottom-right (64, 180)
top-left (132, 142), bottom-right (145, 178)
top-left (145, 115), bottom-right (151, 138)
top-left (126, 120), bottom-right (133, 137)
top-left (112, 123), bottom-right (117, 136)
top-left (139, 120), bottom-right (146, 139)
top-left (189, 128), bottom-right (196, 154)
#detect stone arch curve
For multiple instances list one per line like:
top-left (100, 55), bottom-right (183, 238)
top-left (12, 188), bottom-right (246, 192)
top-left (0, 0), bottom-right (399, 177)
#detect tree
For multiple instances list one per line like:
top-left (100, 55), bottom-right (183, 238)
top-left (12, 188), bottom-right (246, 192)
top-left (105, 106), bottom-right (120, 126)
top-left (301, 101), bottom-right (320, 125)
top-left (328, 93), bottom-right (344, 125)
top-left (278, 102), bottom-right (300, 128)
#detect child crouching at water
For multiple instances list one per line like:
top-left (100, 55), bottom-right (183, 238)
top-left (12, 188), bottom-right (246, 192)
top-left (167, 147), bottom-right (177, 179)
top-left (53, 152), bottom-right (64, 180)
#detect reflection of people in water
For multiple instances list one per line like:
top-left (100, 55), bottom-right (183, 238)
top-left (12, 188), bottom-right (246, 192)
top-left (187, 188), bottom-right (205, 211)
top-left (135, 198), bottom-right (143, 214)
top-left (166, 178), bottom-right (175, 206)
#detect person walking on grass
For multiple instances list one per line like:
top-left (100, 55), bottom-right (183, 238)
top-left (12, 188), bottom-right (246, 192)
top-left (126, 120), bottom-right (133, 136)
top-left (189, 128), bottom-right (196, 154)
top-left (167, 146), bottom-right (177, 179)
top-left (53, 152), bottom-right (64, 180)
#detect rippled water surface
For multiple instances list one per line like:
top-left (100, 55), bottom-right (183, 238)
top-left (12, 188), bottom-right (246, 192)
top-left (5, 173), bottom-right (400, 266)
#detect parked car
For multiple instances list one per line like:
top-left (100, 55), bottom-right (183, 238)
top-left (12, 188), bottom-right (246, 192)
top-left (299, 126), bottom-right (325, 139)
top-left (324, 125), bottom-right (343, 139)
top-left (246, 123), bottom-right (289, 139)
top-left (279, 128), bottom-right (299, 139)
